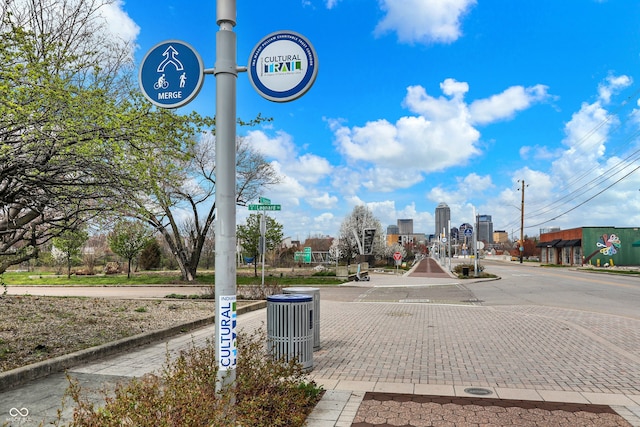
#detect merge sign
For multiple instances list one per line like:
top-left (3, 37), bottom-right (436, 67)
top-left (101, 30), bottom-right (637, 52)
top-left (248, 30), bottom-right (318, 103)
top-left (139, 40), bottom-right (204, 109)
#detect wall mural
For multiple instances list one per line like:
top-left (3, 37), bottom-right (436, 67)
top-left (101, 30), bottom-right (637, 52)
top-left (597, 234), bottom-right (621, 255)
top-left (584, 233), bottom-right (621, 264)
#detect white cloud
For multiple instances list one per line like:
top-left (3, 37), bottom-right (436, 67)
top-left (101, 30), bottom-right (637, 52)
top-left (598, 74), bottom-right (632, 103)
top-left (456, 173), bottom-right (493, 194)
top-left (362, 167), bottom-right (424, 192)
top-left (245, 130), bottom-right (295, 161)
top-left (469, 85), bottom-right (551, 125)
top-left (102, 1), bottom-right (140, 46)
top-left (374, 0), bottom-right (477, 44)
top-left (331, 78), bottom-right (549, 191)
top-left (520, 145), bottom-right (558, 161)
top-left (307, 192), bottom-right (338, 209)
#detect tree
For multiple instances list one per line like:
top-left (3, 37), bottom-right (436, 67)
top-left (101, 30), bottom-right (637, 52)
top-left (337, 206), bottom-right (384, 263)
top-left (132, 125), bottom-right (279, 281)
top-left (0, 0), bottom-right (184, 273)
top-left (237, 213), bottom-right (284, 277)
top-left (139, 240), bottom-right (162, 271)
top-left (52, 229), bottom-right (89, 278)
top-left (108, 220), bottom-right (155, 279)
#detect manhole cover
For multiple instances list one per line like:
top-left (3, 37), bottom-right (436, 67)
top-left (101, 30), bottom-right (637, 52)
top-left (464, 387), bottom-right (493, 396)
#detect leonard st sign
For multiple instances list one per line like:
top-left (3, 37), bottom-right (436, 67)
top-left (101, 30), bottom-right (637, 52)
top-left (139, 40), bottom-right (204, 109)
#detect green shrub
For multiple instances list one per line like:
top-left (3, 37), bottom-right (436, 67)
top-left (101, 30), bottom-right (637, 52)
top-left (453, 263), bottom-right (484, 276)
top-left (58, 329), bottom-right (322, 426)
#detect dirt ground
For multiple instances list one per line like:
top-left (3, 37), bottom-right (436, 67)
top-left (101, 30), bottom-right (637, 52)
top-left (0, 295), bottom-right (216, 372)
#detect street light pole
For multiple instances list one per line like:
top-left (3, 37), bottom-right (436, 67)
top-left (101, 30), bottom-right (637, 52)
top-left (214, 0), bottom-right (239, 393)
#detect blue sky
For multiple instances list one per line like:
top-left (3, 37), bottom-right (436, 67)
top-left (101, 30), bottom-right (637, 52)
top-left (108, 0), bottom-right (640, 241)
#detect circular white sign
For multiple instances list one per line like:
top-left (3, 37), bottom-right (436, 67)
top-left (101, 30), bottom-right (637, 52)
top-left (248, 31), bottom-right (318, 103)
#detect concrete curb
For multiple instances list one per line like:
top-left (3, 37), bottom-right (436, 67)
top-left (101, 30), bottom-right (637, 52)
top-left (0, 300), bottom-right (266, 392)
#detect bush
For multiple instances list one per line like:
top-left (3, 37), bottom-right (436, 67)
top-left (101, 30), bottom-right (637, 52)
top-left (59, 329), bottom-right (322, 426)
top-left (237, 280), bottom-right (283, 300)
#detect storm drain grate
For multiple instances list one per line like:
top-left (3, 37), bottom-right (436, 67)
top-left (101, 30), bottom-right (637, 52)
top-left (464, 387), bottom-right (493, 396)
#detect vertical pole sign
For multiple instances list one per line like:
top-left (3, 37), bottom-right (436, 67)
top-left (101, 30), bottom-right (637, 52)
top-left (138, 0), bottom-right (317, 395)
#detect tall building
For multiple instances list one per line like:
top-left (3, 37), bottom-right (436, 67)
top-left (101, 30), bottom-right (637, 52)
top-left (397, 219), bottom-right (413, 235)
top-left (434, 203), bottom-right (450, 238)
top-left (476, 214), bottom-right (494, 244)
top-left (493, 230), bottom-right (509, 244)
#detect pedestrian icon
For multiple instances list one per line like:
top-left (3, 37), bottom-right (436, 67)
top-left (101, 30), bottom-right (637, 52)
top-left (139, 40), bottom-right (204, 109)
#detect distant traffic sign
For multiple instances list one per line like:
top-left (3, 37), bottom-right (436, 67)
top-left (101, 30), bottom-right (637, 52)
top-left (393, 252), bottom-right (402, 261)
top-left (139, 40), bottom-right (204, 109)
top-left (248, 204), bottom-right (281, 211)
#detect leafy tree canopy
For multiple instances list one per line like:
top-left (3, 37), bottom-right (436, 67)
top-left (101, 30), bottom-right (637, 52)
top-left (0, 0), bottom-right (212, 273)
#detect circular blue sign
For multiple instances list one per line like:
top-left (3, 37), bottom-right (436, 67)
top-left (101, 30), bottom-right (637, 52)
top-left (139, 40), bottom-right (204, 109)
top-left (248, 31), bottom-right (318, 103)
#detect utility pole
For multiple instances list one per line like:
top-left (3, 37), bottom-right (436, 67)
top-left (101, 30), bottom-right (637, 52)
top-left (519, 179), bottom-right (525, 264)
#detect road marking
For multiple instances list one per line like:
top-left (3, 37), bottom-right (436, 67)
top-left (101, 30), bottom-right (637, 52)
top-left (541, 270), bottom-right (638, 289)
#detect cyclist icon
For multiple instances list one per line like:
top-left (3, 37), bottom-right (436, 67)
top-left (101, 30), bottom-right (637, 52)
top-left (153, 74), bottom-right (169, 90)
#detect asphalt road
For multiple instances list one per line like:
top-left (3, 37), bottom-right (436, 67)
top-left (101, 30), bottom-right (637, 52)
top-left (466, 259), bottom-right (640, 319)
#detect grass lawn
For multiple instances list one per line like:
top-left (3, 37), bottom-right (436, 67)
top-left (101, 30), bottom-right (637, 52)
top-left (1, 270), bottom-right (346, 286)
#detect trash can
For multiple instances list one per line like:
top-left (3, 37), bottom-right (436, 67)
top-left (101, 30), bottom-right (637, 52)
top-left (266, 294), bottom-right (314, 370)
top-left (283, 287), bottom-right (320, 350)
top-left (462, 266), bottom-right (470, 277)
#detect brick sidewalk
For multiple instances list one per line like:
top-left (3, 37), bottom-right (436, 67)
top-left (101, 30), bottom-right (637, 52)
top-left (305, 266), bottom-right (640, 426)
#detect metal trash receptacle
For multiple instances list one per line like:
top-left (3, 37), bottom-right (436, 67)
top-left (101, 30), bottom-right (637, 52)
top-left (283, 287), bottom-right (320, 350)
top-left (267, 294), bottom-right (314, 370)
top-left (462, 266), bottom-right (470, 276)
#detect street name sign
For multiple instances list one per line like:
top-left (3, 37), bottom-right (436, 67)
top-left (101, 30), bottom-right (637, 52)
top-left (139, 40), bottom-right (204, 109)
top-left (259, 197), bottom-right (271, 204)
top-left (248, 30), bottom-right (318, 103)
top-left (248, 204), bottom-right (281, 211)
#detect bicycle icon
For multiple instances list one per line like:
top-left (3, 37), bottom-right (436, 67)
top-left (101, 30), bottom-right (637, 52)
top-left (153, 74), bottom-right (169, 90)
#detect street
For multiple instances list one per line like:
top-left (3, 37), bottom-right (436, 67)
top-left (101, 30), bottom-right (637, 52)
top-left (468, 259), bottom-right (640, 319)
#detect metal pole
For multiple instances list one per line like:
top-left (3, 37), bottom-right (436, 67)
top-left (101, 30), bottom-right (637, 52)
top-left (520, 180), bottom-right (525, 264)
top-left (447, 219), bottom-right (451, 272)
top-left (261, 210), bottom-right (266, 286)
top-left (214, 0), bottom-right (238, 392)
top-left (473, 206), bottom-right (478, 277)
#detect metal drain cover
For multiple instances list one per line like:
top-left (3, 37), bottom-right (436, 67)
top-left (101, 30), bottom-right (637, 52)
top-left (464, 387), bottom-right (493, 396)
